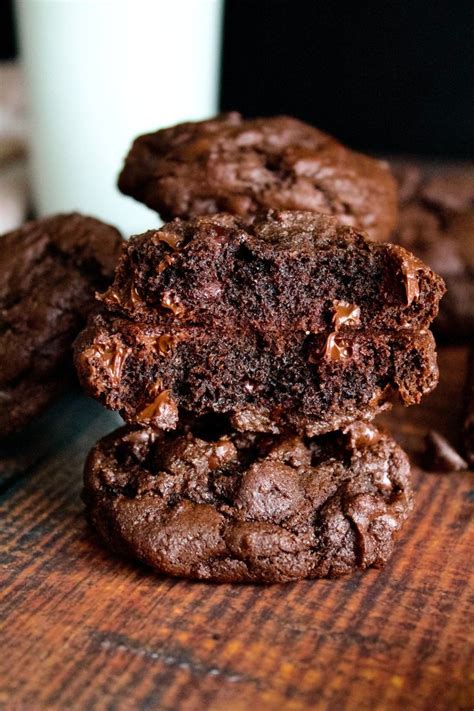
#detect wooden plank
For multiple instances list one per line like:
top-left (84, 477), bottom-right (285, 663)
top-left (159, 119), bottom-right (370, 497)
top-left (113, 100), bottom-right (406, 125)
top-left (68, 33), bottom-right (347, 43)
top-left (0, 348), bottom-right (473, 711)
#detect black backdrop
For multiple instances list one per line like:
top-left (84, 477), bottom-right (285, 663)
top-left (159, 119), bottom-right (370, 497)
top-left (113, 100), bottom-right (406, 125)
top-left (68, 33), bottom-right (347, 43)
top-left (2, 0), bottom-right (473, 157)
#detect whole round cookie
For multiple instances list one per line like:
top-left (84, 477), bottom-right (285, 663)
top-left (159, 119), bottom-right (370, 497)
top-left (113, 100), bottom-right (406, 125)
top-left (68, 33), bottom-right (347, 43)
top-left (118, 112), bottom-right (397, 242)
top-left (84, 421), bottom-right (413, 583)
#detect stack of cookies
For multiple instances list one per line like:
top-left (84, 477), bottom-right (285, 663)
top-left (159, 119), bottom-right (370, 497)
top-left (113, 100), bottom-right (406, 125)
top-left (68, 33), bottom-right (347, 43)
top-left (75, 114), bottom-right (445, 583)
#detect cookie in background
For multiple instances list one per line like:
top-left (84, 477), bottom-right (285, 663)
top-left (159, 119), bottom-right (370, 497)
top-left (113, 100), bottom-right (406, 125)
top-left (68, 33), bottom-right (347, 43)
top-left (391, 160), bottom-right (474, 341)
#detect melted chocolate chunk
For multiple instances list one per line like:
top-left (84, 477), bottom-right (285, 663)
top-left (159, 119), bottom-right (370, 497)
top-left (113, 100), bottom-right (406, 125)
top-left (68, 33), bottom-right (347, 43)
top-left (100, 280), bottom-right (141, 311)
top-left (392, 245), bottom-right (424, 306)
top-left (137, 389), bottom-right (179, 430)
top-left (161, 291), bottom-right (185, 317)
top-left (82, 342), bottom-right (130, 388)
top-left (153, 230), bottom-right (184, 251)
top-left (345, 421), bottom-right (381, 448)
top-left (157, 334), bottom-right (178, 356)
top-left (323, 333), bottom-right (352, 363)
top-left (156, 254), bottom-right (176, 274)
top-left (332, 301), bottom-right (361, 329)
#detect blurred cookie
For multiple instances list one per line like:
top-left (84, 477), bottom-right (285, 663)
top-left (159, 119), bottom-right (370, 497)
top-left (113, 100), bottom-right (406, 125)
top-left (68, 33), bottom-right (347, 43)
top-left (0, 213), bottom-right (123, 436)
top-left (119, 112), bottom-right (397, 242)
top-left (392, 161), bottom-right (474, 340)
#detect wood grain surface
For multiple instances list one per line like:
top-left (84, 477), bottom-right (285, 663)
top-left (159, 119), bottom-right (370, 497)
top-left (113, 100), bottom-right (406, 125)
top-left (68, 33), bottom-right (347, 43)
top-left (0, 347), bottom-right (473, 711)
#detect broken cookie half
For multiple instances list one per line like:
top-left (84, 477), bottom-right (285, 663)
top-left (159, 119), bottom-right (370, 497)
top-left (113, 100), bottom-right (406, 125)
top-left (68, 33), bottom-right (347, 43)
top-left (74, 211), bottom-right (444, 435)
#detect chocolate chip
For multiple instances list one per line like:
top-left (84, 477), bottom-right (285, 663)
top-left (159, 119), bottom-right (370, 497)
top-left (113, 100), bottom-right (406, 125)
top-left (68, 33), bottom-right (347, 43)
top-left (424, 430), bottom-right (467, 473)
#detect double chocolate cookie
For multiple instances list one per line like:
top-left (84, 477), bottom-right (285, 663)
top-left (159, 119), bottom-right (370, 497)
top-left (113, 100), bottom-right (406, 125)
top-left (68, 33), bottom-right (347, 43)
top-left (392, 161), bottom-right (474, 340)
top-left (118, 113), bottom-right (397, 242)
top-left (93, 211), bottom-right (443, 335)
top-left (0, 213), bottom-right (122, 436)
top-left (75, 211), bottom-right (444, 435)
top-left (76, 312), bottom-right (438, 437)
top-left (84, 421), bottom-right (413, 583)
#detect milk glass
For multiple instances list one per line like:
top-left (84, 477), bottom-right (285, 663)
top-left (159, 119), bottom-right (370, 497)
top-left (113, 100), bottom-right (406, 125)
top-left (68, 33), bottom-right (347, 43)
top-left (15, 0), bottom-right (223, 235)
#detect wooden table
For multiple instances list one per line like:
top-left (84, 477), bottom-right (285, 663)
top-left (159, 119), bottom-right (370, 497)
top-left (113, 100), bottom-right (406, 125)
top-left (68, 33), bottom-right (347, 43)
top-left (1, 347), bottom-right (472, 711)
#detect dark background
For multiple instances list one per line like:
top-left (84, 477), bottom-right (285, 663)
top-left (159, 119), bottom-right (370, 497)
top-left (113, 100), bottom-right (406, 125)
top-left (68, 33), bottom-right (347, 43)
top-left (2, 0), bottom-right (473, 158)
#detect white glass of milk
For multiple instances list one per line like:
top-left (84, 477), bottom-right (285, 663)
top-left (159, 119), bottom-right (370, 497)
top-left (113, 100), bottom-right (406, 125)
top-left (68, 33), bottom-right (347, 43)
top-left (15, 0), bottom-right (223, 235)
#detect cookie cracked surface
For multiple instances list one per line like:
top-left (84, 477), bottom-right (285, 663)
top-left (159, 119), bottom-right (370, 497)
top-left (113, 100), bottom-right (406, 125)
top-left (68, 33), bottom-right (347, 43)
top-left (84, 421), bottom-right (413, 583)
top-left (118, 112), bottom-right (398, 242)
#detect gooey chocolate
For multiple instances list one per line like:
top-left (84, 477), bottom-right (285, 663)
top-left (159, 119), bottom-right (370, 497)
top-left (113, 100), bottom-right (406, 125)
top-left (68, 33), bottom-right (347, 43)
top-left (83, 341), bottom-right (131, 388)
top-left (137, 389), bottom-right (179, 430)
top-left (320, 301), bottom-right (360, 363)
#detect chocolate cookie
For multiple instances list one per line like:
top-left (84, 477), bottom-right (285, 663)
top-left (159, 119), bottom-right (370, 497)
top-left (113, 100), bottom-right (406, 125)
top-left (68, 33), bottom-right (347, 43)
top-left (75, 312), bottom-right (438, 436)
top-left (74, 211), bottom-right (443, 435)
top-left (83, 421), bottom-right (413, 583)
top-left (392, 161), bottom-right (474, 340)
top-left (94, 211), bottom-right (445, 336)
top-left (0, 213), bottom-right (123, 436)
top-left (118, 112), bottom-right (397, 242)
